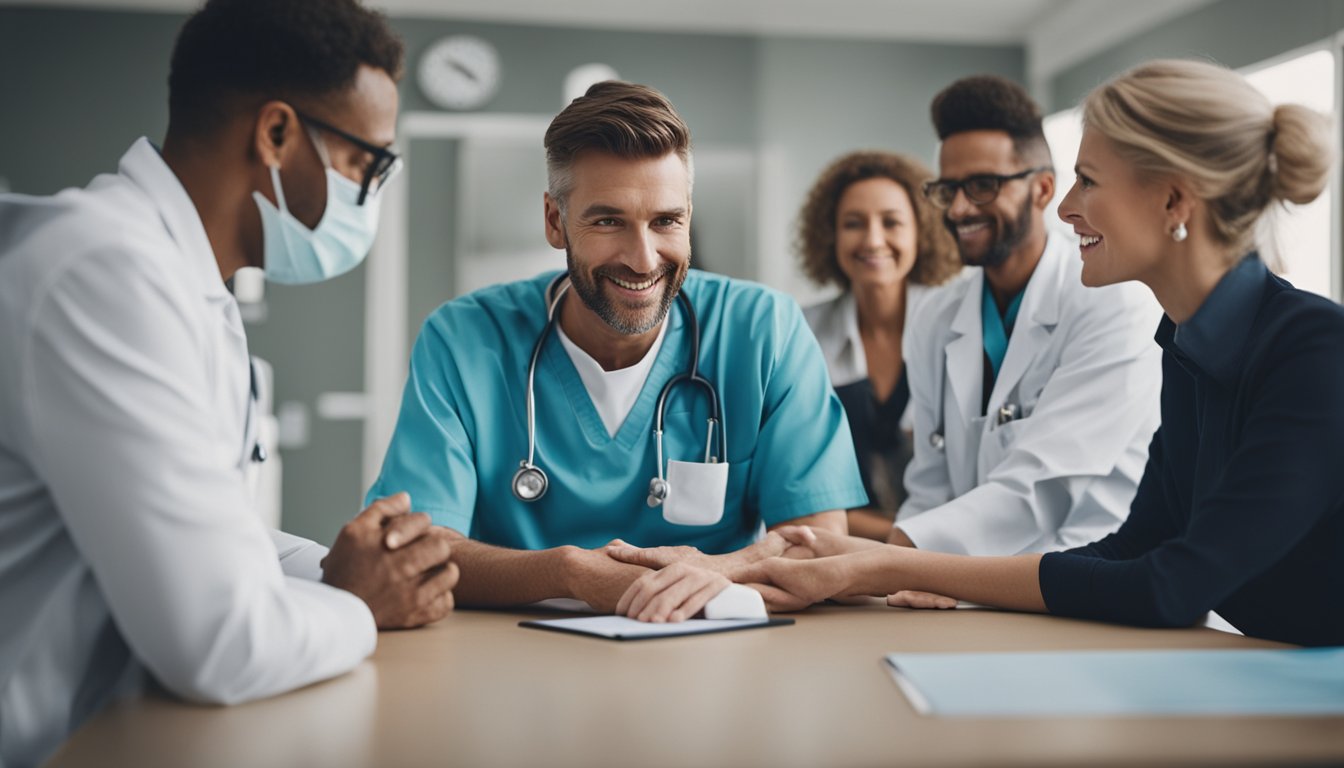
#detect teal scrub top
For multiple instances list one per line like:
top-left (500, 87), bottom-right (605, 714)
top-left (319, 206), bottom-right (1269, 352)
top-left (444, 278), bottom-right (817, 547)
top-left (366, 269), bottom-right (867, 554)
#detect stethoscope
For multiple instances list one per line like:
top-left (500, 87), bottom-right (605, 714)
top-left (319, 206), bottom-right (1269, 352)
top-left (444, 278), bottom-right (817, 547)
top-left (511, 276), bottom-right (725, 506)
top-left (247, 358), bottom-right (268, 464)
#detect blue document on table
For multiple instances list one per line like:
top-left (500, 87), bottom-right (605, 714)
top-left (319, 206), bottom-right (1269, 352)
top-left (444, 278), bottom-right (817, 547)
top-left (884, 647), bottom-right (1344, 717)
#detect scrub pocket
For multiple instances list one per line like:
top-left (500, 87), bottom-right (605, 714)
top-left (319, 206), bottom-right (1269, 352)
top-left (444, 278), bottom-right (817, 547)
top-left (662, 460), bottom-right (729, 526)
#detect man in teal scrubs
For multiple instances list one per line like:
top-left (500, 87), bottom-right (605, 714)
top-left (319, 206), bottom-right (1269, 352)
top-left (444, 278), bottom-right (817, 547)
top-left (366, 81), bottom-right (865, 613)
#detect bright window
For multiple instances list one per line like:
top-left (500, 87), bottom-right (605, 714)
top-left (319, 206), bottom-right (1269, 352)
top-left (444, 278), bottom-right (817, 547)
top-left (1042, 107), bottom-right (1083, 241)
top-left (1244, 48), bottom-right (1336, 298)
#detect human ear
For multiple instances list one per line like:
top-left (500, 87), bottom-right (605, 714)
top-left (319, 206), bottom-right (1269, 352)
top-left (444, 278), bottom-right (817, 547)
top-left (252, 101), bottom-right (300, 169)
top-left (543, 192), bottom-right (567, 250)
top-left (1033, 171), bottom-right (1056, 211)
top-left (1163, 180), bottom-right (1197, 231)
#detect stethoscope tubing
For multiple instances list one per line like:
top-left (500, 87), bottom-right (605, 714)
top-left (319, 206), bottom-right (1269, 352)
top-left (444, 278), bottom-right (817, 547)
top-left (516, 274), bottom-right (724, 502)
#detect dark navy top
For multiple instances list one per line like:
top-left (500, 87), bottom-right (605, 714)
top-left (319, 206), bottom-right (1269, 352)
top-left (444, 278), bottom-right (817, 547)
top-left (834, 373), bottom-right (911, 512)
top-left (1039, 255), bottom-right (1344, 647)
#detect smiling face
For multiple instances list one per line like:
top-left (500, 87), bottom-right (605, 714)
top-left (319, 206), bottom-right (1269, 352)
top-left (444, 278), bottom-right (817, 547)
top-left (834, 177), bottom-right (918, 291)
top-left (937, 130), bottom-right (1043, 269)
top-left (1058, 128), bottom-right (1171, 287)
top-left (544, 150), bottom-right (691, 336)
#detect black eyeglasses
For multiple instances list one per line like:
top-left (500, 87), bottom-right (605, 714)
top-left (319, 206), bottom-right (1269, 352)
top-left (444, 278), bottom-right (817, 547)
top-left (922, 166), bottom-right (1051, 209)
top-left (295, 110), bottom-right (402, 206)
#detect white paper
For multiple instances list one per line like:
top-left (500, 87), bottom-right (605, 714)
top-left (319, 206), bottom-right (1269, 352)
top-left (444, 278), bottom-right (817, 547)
top-left (527, 615), bottom-right (769, 639)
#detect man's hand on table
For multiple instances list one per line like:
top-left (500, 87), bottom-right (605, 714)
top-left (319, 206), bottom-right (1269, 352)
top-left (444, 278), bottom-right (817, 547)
top-left (557, 544), bottom-right (659, 614)
top-left (615, 562), bottom-right (730, 622)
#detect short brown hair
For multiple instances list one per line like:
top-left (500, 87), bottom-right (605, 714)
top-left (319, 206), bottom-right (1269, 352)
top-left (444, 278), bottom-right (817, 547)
top-left (544, 81), bottom-right (692, 211)
top-left (796, 151), bottom-right (960, 289)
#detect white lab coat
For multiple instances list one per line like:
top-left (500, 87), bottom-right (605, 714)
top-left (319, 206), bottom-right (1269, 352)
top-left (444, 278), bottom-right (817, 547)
top-left (897, 234), bottom-right (1162, 555)
top-left (804, 283), bottom-right (939, 391)
top-left (0, 138), bottom-right (375, 768)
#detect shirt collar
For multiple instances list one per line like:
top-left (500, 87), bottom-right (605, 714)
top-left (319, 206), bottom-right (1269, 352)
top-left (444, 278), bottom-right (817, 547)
top-left (117, 137), bottom-right (231, 301)
top-left (834, 291), bottom-right (866, 383)
top-left (1166, 253), bottom-right (1267, 383)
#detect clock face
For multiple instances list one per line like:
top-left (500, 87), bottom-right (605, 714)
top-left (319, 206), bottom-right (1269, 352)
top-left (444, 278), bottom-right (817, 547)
top-left (417, 35), bottom-right (501, 111)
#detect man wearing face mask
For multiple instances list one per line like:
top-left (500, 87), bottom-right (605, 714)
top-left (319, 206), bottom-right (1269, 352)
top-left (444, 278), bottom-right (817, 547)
top-left (889, 75), bottom-right (1162, 556)
top-left (0, 2), bottom-right (456, 765)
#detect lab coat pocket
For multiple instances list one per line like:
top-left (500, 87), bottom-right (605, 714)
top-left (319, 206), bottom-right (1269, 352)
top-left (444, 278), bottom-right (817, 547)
top-left (977, 417), bottom-right (1028, 480)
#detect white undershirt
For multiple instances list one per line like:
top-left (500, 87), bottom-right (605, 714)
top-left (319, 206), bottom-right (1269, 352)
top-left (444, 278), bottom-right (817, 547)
top-left (556, 320), bottom-right (668, 437)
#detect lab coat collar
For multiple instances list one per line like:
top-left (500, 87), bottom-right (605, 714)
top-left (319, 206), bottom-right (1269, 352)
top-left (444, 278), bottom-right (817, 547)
top-left (118, 137), bottom-right (232, 302)
top-left (988, 234), bottom-right (1068, 403)
top-left (1167, 253), bottom-right (1267, 385)
top-left (945, 233), bottom-right (1068, 416)
top-left (1009, 232), bottom-right (1068, 331)
top-left (817, 291), bottom-right (867, 387)
top-left (944, 268), bottom-right (985, 423)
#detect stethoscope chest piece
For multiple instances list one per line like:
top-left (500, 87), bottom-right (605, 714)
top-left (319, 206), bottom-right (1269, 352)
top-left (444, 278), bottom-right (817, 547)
top-left (646, 476), bottom-right (670, 507)
top-left (512, 461), bottom-right (549, 502)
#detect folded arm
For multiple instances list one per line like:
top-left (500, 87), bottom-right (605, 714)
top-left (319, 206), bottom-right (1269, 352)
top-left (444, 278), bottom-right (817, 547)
top-left (25, 251), bottom-right (375, 704)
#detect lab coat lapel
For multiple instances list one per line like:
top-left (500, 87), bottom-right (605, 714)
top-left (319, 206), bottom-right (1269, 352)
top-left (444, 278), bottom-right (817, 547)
top-left (118, 138), bottom-right (233, 305)
top-left (986, 238), bottom-right (1063, 410)
top-left (944, 269), bottom-right (983, 431)
top-left (120, 138), bottom-right (253, 467)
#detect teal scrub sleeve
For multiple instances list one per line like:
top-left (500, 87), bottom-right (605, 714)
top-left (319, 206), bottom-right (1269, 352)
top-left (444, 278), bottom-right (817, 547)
top-left (364, 320), bottom-right (478, 535)
top-left (749, 299), bottom-right (868, 526)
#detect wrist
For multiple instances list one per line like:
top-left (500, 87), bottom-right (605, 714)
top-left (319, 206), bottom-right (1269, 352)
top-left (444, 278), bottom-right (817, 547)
top-left (552, 545), bottom-right (586, 597)
top-left (846, 547), bottom-right (897, 596)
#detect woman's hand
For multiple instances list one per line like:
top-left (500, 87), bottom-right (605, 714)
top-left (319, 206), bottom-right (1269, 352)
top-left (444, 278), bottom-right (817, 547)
top-left (772, 525), bottom-right (886, 559)
top-left (886, 590), bottom-right (958, 610)
top-left (733, 556), bottom-right (853, 612)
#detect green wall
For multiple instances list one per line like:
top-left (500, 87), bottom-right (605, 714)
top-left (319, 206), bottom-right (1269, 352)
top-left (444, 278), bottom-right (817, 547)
top-left (0, 8), bottom-right (182, 193)
top-left (0, 5), bottom-right (1023, 544)
top-left (7, 1), bottom-right (1332, 545)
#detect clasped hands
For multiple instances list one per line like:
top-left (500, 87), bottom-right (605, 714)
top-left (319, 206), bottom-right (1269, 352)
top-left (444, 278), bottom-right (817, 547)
top-left (604, 527), bottom-right (956, 622)
top-left (321, 492), bottom-right (459, 630)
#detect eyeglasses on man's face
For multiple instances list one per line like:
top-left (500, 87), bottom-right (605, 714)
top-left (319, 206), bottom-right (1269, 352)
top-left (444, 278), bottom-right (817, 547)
top-left (922, 166), bottom-right (1051, 209)
top-left (295, 110), bottom-right (402, 206)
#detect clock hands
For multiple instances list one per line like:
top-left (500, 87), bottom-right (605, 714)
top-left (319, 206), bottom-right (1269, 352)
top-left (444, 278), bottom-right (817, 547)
top-left (448, 59), bottom-right (479, 84)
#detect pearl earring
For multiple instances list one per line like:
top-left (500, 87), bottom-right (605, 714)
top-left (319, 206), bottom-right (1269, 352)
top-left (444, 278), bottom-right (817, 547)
top-left (1171, 222), bottom-right (1188, 243)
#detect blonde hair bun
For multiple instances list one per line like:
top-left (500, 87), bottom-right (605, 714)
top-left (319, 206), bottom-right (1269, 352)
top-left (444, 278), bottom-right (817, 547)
top-left (1084, 58), bottom-right (1336, 251)
top-left (1270, 103), bottom-right (1333, 206)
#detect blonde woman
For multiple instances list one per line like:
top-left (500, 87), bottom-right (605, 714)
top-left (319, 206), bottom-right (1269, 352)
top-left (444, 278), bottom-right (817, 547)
top-left (798, 152), bottom-right (960, 539)
top-left (728, 60), bottom-right (1342, 647)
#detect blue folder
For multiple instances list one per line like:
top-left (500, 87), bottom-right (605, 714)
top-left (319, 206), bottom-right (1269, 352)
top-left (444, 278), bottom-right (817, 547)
top-left (884, 647), bottom-right (1344, 717)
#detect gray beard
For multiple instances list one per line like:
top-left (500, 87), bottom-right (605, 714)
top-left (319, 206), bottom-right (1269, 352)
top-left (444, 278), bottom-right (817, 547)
top-left (564, 246), bottom-right (686, 335)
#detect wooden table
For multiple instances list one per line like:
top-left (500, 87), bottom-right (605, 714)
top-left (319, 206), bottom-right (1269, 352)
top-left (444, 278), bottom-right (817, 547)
top-left (45, 605), bottom-right (1344, 767)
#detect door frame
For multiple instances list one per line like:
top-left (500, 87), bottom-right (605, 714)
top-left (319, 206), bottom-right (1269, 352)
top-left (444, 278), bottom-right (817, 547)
top-left (364, 111), bottom-right (552, 487)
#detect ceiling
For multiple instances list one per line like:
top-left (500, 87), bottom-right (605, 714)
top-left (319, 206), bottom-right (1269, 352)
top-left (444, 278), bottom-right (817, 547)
top-left (4, 0), bottom-right (1215, 79)
top-left (0, 0), bottom-right (1158, 43)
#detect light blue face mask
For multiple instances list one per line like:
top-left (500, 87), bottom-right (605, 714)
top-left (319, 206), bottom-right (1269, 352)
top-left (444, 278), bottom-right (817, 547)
top-left (252, 133), bottom-right (388, 285)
